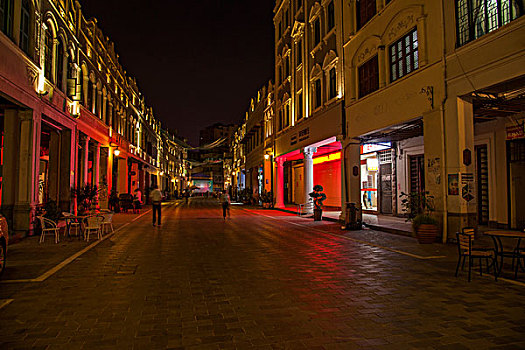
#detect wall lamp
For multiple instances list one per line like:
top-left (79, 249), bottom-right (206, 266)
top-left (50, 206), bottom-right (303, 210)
top-left (114, 148), bottom-right (120, 156)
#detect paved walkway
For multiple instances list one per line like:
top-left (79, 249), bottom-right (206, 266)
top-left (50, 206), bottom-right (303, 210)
top-left (1, 198), bottom-right (524, 349)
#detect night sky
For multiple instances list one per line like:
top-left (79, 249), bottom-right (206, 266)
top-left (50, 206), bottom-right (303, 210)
top-left (80, 1), bottom-right (275, 146)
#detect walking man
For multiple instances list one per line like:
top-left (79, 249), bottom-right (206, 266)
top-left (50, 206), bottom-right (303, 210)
top-left (150, 185), bottom-right (163, 226)
top-left (220, 190), bottom-right (230, 219)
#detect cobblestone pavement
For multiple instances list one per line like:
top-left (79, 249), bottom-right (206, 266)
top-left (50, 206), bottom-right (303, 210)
top-left (1, 198), bottom-right (525, 349)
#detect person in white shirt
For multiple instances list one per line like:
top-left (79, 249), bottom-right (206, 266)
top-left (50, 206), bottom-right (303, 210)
top-left (150, 185), bottom-right (163, 226)
top-left (220, 190), bottom-right (230, 219)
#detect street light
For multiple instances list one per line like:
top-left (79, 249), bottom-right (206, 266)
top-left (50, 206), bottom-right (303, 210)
top-left (114, 148), bottom-right (120, 156)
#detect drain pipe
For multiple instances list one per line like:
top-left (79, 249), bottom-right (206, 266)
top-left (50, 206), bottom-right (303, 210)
top-left (440, 0), bottom-right (449, 243)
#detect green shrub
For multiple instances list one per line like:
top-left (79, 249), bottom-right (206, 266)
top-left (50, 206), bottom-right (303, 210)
top-left (412, 214), bottom-right (438, 232)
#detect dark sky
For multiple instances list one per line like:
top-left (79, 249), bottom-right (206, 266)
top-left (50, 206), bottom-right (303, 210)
top-left (80, 1), bottom-right (275, 146)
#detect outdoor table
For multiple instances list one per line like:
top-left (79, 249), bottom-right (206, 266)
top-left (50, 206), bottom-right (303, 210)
top-left (63, 215), bottom-right (87, 239)
top-left (485, 230), bottom-right (525, 278)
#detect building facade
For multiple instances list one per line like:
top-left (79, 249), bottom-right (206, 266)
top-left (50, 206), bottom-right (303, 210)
top-left (341, 0), bottom-right (525, 241)
top-left (273, 0), bottom-right (346, 210)
top-left (0, 0), bottom-right (188, 238)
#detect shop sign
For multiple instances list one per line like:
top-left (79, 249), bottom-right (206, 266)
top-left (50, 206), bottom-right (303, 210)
top-left (290, 133), bottom-right (298, 146)
top-left (461, 173), bottom-right (474, 202)
top-left (361, 142), bottom-right (391, 154)
top-left (506, 124), bottom-right (525, 140)
top-left (298, 127), bottom-right (310, 142)
top-left (366, 158), bottom-right (378, 171)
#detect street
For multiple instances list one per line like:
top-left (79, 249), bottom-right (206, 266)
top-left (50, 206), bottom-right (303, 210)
top-left (1, 199), bottom-right (525, 349)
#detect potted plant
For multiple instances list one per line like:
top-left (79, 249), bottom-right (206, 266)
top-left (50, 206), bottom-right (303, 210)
top-left (71, 185), bottom-right (100, 215)
top-left (399, 191), bottom-right (439, 244)
top-left (309, 185), bottom-right (327, 221)
top-left (260, 190), bottom-right (273, 208)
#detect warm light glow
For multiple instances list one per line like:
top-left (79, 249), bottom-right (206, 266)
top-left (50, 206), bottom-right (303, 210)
top-left (160, 171), bottom-right (164, 176)
top-left (264, 154), bottom-right (270, 160)
top-left (366, 158), bottom-right (379, 171)
top-left (114, 149), bottom-right (120, 156)
top-left (313, 152), bottom-right (341, 165)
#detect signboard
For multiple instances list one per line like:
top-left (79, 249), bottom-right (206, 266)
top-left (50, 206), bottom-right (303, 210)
top-left (506, 124), bottom-right (525, 140)
top-left (461, 173), bottom-right (474, 202)
top-left (448, 173), bottom-right (459, 195)
top-left (361, 142), bottom-right (391, 154)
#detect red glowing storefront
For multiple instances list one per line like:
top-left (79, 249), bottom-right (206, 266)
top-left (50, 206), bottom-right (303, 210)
top-left (275, 137), bottom-right (342, 209)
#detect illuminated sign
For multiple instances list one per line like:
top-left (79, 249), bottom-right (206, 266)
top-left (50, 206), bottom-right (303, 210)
top-left (366, 158), bottom-right (378, 171)
top-left (361, 142), bottom-right (391, 154)
top-left (313, 152), bottom-right (341, 165)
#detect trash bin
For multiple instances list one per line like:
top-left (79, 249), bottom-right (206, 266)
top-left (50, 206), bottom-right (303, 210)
top-left (344, 202), bottom-right (362, 230)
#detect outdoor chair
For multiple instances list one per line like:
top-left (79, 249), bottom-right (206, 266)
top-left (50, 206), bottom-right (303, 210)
top-left (62, 212), bottom-right (80, 237)
top-left (455, 231), bottom-right (497, 282)
top-left (38, 216), bottom-right (60, 244)
top-left (83, 215), bottom-right (104, 242)
top-left (100, 212), bottom-right (114, 234)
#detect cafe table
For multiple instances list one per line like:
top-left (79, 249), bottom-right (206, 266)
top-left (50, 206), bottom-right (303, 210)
top-left (484, 230), bottom-right (525, 278)
top-left (63, 215), bottom-right (87, 239)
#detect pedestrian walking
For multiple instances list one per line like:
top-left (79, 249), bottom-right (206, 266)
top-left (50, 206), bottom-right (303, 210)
top-left (220, 190), bottom-right (230, 219)
top-left (150, 185), bottom-right (163, 226)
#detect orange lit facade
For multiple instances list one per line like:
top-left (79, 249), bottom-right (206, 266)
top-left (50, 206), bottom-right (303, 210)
top-left (0, 0), bottom-right (188, 238)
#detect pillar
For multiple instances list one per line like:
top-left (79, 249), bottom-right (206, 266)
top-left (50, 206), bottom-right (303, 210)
top-left (83, 136), bottom-right (90, 185)
top-left (275, 157), bottom-right (285, 208)
top-left (378, 46), bottom-right (386, 89)
top-left (94, 142), bottom-right (101, 188)
top-left (346, 142), bottom-right (362, 222)
top-left (442, 98), bottom-right (476, 240)
top-left (303, 146), bottom-right (316, 204)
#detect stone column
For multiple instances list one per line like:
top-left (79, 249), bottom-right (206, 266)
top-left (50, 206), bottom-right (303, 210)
top-left (303, 146), bottom-right (316, 204)
top-left (94, 142), bottom-right (101, 188)
top-left (378, 46), bottom-right (386, 89)
top-left (83, 136), bottom-right (90, 185)
top-left (275, 157), bottom-right (285, 208)
top-left (347, 142), bottom-right (362, 222)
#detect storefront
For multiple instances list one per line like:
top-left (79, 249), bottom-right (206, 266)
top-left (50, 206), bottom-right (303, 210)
top-left (360, 143), bottom-right (392, 213)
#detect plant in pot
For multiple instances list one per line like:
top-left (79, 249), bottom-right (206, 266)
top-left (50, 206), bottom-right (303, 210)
top-left (71, 185), bottom-right (100, 215)
top-left (399, 191), bottom-right (438, 244)
top-left (309, 185), bottom-right (327, 221)
top-left (260, 190), bottom-right (273, 208)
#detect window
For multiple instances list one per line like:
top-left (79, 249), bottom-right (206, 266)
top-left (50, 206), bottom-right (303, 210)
top-left (390, 28), bottom-right (418, 82)
top-left (285, 9), bottom-right (289, 28)
top-left (20, 0), bottom-right (30, 54)
top-left (0, 0), bottom-right (13, 36)
top-left (456, 0), bottom-right (522, 46)
top-left (358, 55), bottom-right (379, 98)
top-left (278, 20), bottom-right (282, 39)
top-left (297, 40), bottom-right (302, 65)
top-left (284, 103), bottom-right (290, 127)
top-left (278, 110), bottom-right (283, 131)
top-left (313, 17), bottom-right (321, 46)
top-left (285, 55), bottom-right (290, 77)
top-left (327, 1), bottom-right (335, 30)
top-left (297, 91), bottom-right (303, 120)
top-left (357, 0), bottom-right (376, 29)
top-left (314, 78), bottom-right (322, 108)
top-left (329, 67), bottom-right (337, 99)
top-left (44, 28), bottom-right (54, 82)
top-left (56, 39), bottom-right (64, 91)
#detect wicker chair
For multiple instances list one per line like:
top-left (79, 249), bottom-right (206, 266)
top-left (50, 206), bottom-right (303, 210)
top-left (38, 216), bottom-right (60, 244)
top-left (83, 215), bottom-right (104, 242)
top-left (100, 212), bottom-right (114, 234)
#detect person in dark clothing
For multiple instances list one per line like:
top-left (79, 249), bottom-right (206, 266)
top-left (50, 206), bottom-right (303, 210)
top-left (150, 185), bottom-right (163, 226)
